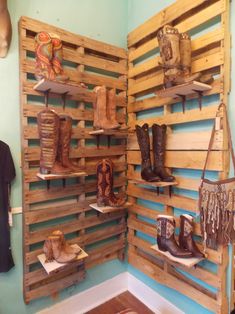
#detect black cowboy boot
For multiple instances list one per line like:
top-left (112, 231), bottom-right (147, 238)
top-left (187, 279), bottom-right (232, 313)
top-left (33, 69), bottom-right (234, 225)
top-left (179, 214), bottom-right (204, 258)
top-left (152, 124), bottom-right (175, 182)
top-left (157, 215), bottom-right (192, 258)
top-left (135, 124), bottom-right (160, 182)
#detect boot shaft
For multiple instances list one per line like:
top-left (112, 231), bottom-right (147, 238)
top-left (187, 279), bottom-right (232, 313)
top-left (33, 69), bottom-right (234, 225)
top-left (152, 123), bottom-right (167, 167)
top-left (58, 115), bottom-right (72, 160)
top-left (37, 109), bottom-right (60, 173)
top-left (135, 124), bottom-right (152, 169)
top-left (179, 33), bottom-right (192, 73)
top-left (179, 214), bottom-right (193, 237)
top-left (96, 159), bottom-right (114, 197)
top-left (157, 215), bottom-right (175, 239)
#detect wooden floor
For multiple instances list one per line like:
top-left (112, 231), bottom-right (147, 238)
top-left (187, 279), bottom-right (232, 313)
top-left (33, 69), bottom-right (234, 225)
top-left (86, 291), bottom-right (154, 314)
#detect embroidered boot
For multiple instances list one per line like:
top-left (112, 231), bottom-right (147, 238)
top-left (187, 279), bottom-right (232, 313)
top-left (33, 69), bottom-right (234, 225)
top-left (43, 235), bottom-right (77, 263)
top-left (58, 115), bottom-right (83, 172)
top-left (50, 33), bottom-right (69, 82)
top-left (179, 214), bottom-right (204, 258)
top-left (96, 159), bottom-right (125, 207)
top-left (52, 230), bottom-right (81, 255)
top-left (157, 25), bottom-right (200, 88)
top-left (152, 124), bottom-right (175, 182)
top-left (106, 88), bottom-right (121, 129)
top-left (157, 215), bottom-right (192, 258)
top-left (35, 32), bottom-right (55, 81)
top-left (37, 109), bottom-right (71, 175)
top-left (93, 86), bottom-right (120, 130)
top-left (135, 124), bottom-right (160, 182)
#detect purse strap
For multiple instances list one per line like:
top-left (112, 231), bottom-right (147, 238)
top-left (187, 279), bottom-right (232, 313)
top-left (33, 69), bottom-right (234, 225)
top-left (201, 103), bottom-right (235, 180)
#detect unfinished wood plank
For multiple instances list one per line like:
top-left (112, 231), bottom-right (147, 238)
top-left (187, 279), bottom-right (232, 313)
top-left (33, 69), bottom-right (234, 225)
top-left (127, 150), bottom-right (223, 171)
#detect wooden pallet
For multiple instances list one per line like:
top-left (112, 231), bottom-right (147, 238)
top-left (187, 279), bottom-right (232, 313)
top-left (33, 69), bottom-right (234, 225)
top-left (127, 1), bottom-right (231, 313)
top-left (19, 16), bottom-right (127, 303)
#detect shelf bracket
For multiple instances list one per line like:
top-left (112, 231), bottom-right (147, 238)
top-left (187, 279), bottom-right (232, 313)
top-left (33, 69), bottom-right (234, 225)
top-left (192, 90), bottom-right (203, 111)
top-left (61, 91), bottom-right (69, 110)
top-left (44, 89), bottom-right (51, 108)
top-left (176, 94), bottom-right (186, 113)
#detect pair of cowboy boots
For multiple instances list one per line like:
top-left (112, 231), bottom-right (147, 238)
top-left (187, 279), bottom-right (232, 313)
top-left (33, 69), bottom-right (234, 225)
top-left (157, 25), bottom-right (213, 88)
top-left (43, 230), bottom-right (82, 263)
top-left (135, 123), bottom-right (174, 182)
top-left (35, 31), bottom-right (68, 82)
top-left (93, 86), bottom-right (121, 130)
top-left (38, 108), bottom-right (82, 175)
top-left (157, 214), bottom-right (204, 258)
top-left (96, 159), bottom-right (126, 207)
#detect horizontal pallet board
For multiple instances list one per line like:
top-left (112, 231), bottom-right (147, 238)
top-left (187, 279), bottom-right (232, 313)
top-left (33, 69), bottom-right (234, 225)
top-left (89, 202), bottom-right (131, 213)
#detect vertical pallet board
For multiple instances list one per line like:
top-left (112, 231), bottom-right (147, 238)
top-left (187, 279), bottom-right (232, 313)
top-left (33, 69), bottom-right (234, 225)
top-left (19, 16), bottom-right (128, 303)
top-left (127, 1), bottom-right (231, 313)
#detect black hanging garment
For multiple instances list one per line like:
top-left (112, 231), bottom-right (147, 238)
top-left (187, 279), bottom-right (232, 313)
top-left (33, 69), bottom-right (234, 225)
top-left (0, 141), bottom-right (15, 272)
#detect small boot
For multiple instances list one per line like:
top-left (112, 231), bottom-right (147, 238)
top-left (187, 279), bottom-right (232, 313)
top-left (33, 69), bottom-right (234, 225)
top-left (43, 235), bottom-right (77, 263)
top-left (179, 214), bottom-right (204, 258)
top-left (35, 32), bottom-right (55, 81)
top-left (50, 33), bottom-right (69, 82)
top-left (52, 230), bottom-right (81, 255)
top-left (93, 86), bottom-right (120, 130)
top-left (157, 25), bottom-right (200, 88)
top-left (58, 115), bottom-right (83, 172)
top-left (106, 88), bottom-right (121, 129)
top-left (135, 124), bottom-right (160, 182)
top-left (157, 215), bottom-right (192, 258)
top-left (96, 159), bottom-right (126, 207)
top-left (152, 124), bottom-right (175, 182)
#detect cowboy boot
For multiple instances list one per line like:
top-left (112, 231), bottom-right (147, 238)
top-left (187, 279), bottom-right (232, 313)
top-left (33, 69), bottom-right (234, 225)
top-left (96, 159), bottom-right (126, 207)
top-left (157, 25), bottom-right (200, 88)
top-left (58, 115), bottom-right (83, 172)
top-left (107, 88), bottom-right (121, 129)
top-left (179, 32), bottom-right (212, 84)
top-left (135, 124), bottom-right (160, 182)
top-left (52, 230), bottom-right (82, 255)
top-left (179, 214), bottom-right (204, 258)
top-left (93, 86), bottom-right (120, 130)
top-left (50, 33), bottom-right (69, 82)
top-left (37, 109), bottom-right (71, 175)
top-left (43, 235), bottom-right (77, 263)
top-left (157, 215), bottom-right (192, 258)
top-left (35, 32), bottom-right (55, 81)
top-left (152, 124), bottom-right (175, 182)
top-left (0, 0), bottom-right (12, 58)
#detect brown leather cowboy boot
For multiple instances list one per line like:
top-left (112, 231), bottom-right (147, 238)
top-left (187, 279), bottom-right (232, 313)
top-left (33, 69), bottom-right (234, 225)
top-left (93, 86), bottom-right (120, 130)
top-left (157, 215), bottom-right (192, 258)
top-left (58, 115), bottom-right (83, 172)
top-left (179, 214), bottom-right (204, 258)
top-left (50, 33), bottom-right (69, 82)
top-left (135, 124), bottom-right (160, 182)
top-left (157, 25), bottom-right (200, 88)
top-left (107, 88), bottom-right (121, 129)
top-left (152, 124), bottom-right (175, 182)
top-left (96, 159), bottom-right (126, 207)
top-left (35, 32), bottom-right (55, 81)
top-left (37, 109), bottom-right (71, 175)
top-left (43, 235), bottom-right (77, 263)
top-left (52, 230), bottom-right (81, 255)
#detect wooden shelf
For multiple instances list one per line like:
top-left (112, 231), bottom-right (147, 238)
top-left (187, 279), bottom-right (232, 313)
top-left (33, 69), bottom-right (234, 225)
top-left (129, 179), bottom-right (178, 188)
top-left (37, 171), bottom-right (87, 181)
top-left (34, 78), bottom-right (87, 96)
top-left (151, 244), bottom-right (204, 268)
top-left (90, 202), bottom-right (131, 213)
top-left (156, 81), bottom-right (212, 98)
top-left (89, 128), bottom-right (128, 136)
top-left (38, 245), bottom-right (88, 275)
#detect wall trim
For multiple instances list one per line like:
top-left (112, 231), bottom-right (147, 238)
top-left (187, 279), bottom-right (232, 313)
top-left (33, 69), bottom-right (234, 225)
top-left (37, 272), bottom-right (184, 314)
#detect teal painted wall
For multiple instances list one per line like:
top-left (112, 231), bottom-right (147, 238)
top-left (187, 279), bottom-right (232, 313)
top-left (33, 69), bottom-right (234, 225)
top-left (0, 1), bottom-right (127, 314)
top-left (127, 1), bottom-right (235, 314)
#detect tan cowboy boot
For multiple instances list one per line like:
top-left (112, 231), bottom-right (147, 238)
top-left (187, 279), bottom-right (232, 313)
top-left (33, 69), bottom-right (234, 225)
top-left (35, 32), bottom-right (55, 81)
top-left (96, 159), bottom-right (126, 207)
top-left (107, 88), bottom-right (121, 129)
top-left (0, 0), bottom-right (12, 58)
top-left (58, 115), bottom-right (83, 172)
top-left (52, 230), bottom-right (81, 255)
top-left (43, 235), bottom-right (77, 263)
top-left (93, 86), bottom-right (120, 130)
top-left (50, 33), bottom-right (69, 82)
top-left (37, 109), bottom-right (71, 175)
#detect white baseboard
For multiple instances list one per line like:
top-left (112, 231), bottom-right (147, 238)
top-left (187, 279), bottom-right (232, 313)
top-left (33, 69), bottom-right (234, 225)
top-left (37, 272), bottom-right (183, 314)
